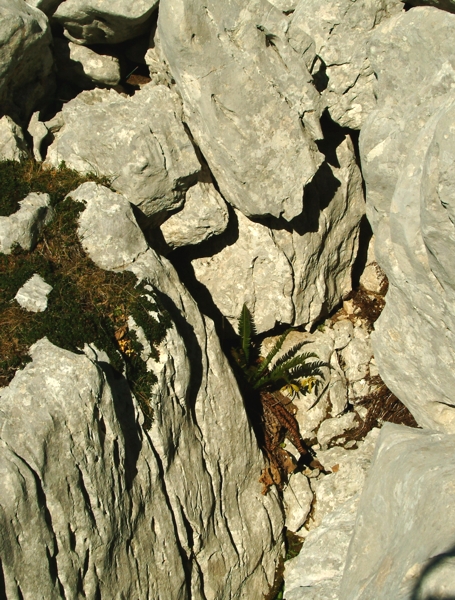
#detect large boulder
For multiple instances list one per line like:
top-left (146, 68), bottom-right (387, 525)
top-left (45, 85), bottom-right (201, 222)
top-left (157, 0), bottom-right (325, 221)
top-left (340, 423), bottom-right (455, 599)
top-left (45, 0), bottom-right (159, 44)
top-left (360, 7), bottom-right (455, 431)
top-left (0, 247), bottom-right (283, 597)
top-left (288, 0), bottom-right (403, 129)
top-left (191, 134), bottom-right (365, 333)
top-left (0, 0), bottom-right (54, 122)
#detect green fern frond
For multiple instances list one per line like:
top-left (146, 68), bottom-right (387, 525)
top-left (253, 353), bottom-right (324, 390)
top-left (252, 328), bottom-right (291, 383)
top-left (237, 304), bottom-right (255, 367)
top-left (272, 340), bottom-right (312, 369)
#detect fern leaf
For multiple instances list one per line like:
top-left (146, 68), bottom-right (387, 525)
top-left (272, 340), bottom-right (312, 369)
top-left (237, 304), bottom-right (255, 367)
top-left (252, 328), bottom-right (291, 383)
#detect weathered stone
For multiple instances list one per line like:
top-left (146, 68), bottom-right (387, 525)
top-left (160, 178), bottom-right (229, 249)
top-left (0, 0), bottom-right (54, 123)
top-left (340, 423), bottom-right (455, 600)
top-left (308, 428), bottom-right (380, 531)
top-left (46, 85), bottom-right (200, 221)
top-left (71, 182), bottom-right (148, 271)
top-left (0, 192), bottom-right (53, 254)
top-left (283, 473), bottom-right (313, 533)
top-left (340, 337), bottom-right (373, 383)
top-left (0, 115), bottom-right (28, 160)
top-left (52, 0), bottom-right (159, 45)
top-left (14, 273), bottom-right (53, 312)
top-left (0, 249), bottom-right (283, 598)
top-left (54, 38), bottom-right (121, 88)
top-left (360, 7), bottom-right (455, 431)
top-left (192, 135), bottom-right (364, 333)
top-left (288, 0), bottom-right (403, 129)
top-left (28, 111), bottom-right (49, 162)
top-left (158, 0), bottom-right (325, 220)
top-left (317, 413), bottom-right (358, 450)
top-left (284, 496), bottom-right (360, 600)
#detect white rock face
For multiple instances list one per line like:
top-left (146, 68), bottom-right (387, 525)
top-left (360, 7), bottom-right (455, 431)
top-left (192, 135), bottom-right (365, 333)
top-left (54, 38), bottom-right (121, 88)
top-left (283, 473), bottom-right (313, 533)
top-left (158, 0), bottom-right (325, 220)
top-left (160, 178), bottom-right (229, 249)
top-left (340, 423), bottom-right (455, 600)
top-left (288, 0), bottom-right (403, 129)
top-left (0, 192), bottom-right (53, 254)
top-left (71, 182), bottom-right (148, 271)
top-left (14, 273), bottom-right (53, 312)
top-left (0, 246), bottom-right (284, 598)
top-left (46, 85), bottom-right (200, 221)
top-left (0, 0), bottom-right (54, 122)
top-left (28, 112), bottom-right (49, 162)
top-left (0, 115), bottom-right (28, 161)
top-left (52, 0), bottom-right (159, 44)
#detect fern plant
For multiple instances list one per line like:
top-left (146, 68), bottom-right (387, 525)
top-left (232, 304), bottom-right (325, 397)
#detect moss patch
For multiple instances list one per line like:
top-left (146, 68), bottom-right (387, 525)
top-left (0, 159), bottom-right (170, 429)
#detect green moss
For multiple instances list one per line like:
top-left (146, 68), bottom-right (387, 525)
top-left (0, 159), bottom-right (170, 428)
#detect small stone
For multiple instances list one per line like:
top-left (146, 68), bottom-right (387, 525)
top-left (15, 274), bottom-right (53, 312)
top-left (317, 413), bottom-right (358, 450)
top-left (283, 473), bottom-right (313, 533)
top-left (0, 116), bottom-right (29, 161)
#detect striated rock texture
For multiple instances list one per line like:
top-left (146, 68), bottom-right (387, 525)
top-left (288, 0), bottom-right (403, 129)
top-left (360, 6), bottom-right (455, 431)
top-left (0, 190), bottom-right (283, 598)
top-left (191, 133), bottom-right (365, 333)
top-left (0, 0), bottom-right (54, 123)
top-left (340, 423), bottom-right (455, 600)
top-left (158, 0), bottom-right (325, 221)
top-left (46, 85), bottom-right (200, 222)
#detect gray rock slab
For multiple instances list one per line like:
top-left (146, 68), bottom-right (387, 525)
top-left (339, 423), bottom-right (455, 600)
top-left (71, 182), bottom-right (148, 270)
top-left (192, 135), bottom-right (364, 333)
top-left (0, 192), bottom-right (52, 254)
top-left (359, 7), bottom-right (455, 431)
top-left (0, 0), bottom-right (54, 123)
top-left (46, 85), bottom-right (200, 221)
top-left (14, 273), bottom-right (53, 312)
top-left (54, 38), bottom-right (121, 88)
top-left (288, 0), bottom-right (403, 129)
top-left (0, 115), bottom-right (28, 161)
top-left (158, 0), bottom-right (325, 220)
top-left (284, 473), bottom-right (313, 533)
top-left (160, 178), bottom-right (229, 249)
top-left (52, 0), bottom-right (159, 45)
top-left (284, 495), bottom-right (360, 600)
top-left (27, 112), bottom-right (49, 162)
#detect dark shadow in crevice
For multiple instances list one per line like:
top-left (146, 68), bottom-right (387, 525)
top-left (351, 215), bottom-right (373, 288)
top-left (312, 58), bottom-right (329, 92)
top-left (100, 363), bottom-right (142, 491)
top-left (316, 109), bottom-right (348, 168)
top-left (403, 2), bottom-right (414, 10)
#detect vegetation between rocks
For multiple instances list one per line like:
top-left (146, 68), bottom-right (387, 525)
top-left (0, 159), bottom-right (170, 429)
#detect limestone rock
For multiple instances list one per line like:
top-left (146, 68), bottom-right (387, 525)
top-left (288, 0), bottom-right (403, 129)
top-left (192, 134), bottom-right (365, 333)
top-left (14, 273), bottom-right (53, 312)
top-left (27, 112), bottom-right (49, 162)
top-left (160, 179), bottom-right (229, 249)
top-left (45, 85), bottom-right (200, 221)
top-left (283, 473), bottom-right (313, 533)
top-left (317, 413), bottom-right (358, 450)
top-left (52, 0), bottom-right (159, 45)
top-left (360, 7), bottom-right (455, 431)
top-left (0, 115), bottom-right (28, 161)
top-left (158, 0), bottom-right (325, 220)
top-left (70, 182), bottom-right (148, 271)
top-left (284, 496), bottom-right (360, 600)
top-left (0, 192), bottom-right (53, 254)
top-left (0, 0), bottom-right (54, 123)
top-left (340, 423), bottom-right (455, 600)
top-left (0, 248), bottom-right (283, 598)
top-left (308, 428), bottom-right (380, 531)
top-left (54, 38), bottom-right (121, 88)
